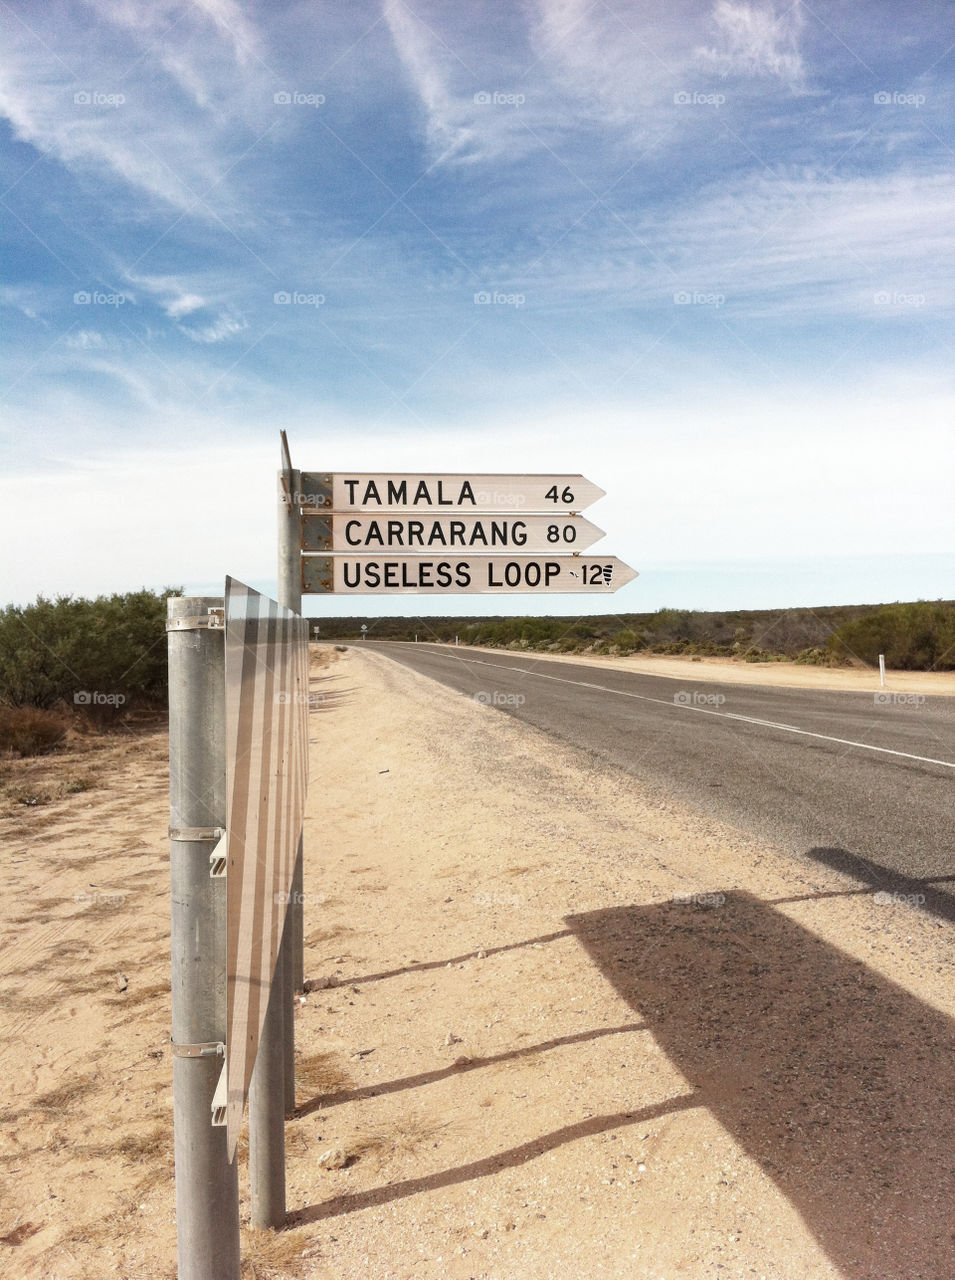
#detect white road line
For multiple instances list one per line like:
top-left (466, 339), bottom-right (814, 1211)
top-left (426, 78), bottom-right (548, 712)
top-left (395, 647), bottom-right (955, 771)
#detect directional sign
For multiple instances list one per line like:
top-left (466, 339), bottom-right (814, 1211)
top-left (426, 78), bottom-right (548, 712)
top-left (302, 513), bottom-right (606, 554)
top-left (302, 555), bottom-right (637, 595)
top-left (298, 473), bottom-right (606, 513)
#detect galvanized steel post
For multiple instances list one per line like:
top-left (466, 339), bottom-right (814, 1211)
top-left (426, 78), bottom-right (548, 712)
top-left (278, 460), bottom-right (305, 998)
top-left (249, 940), bottom-right (287, 1227)
top-left (167, 596), bottom-right (240, 1280)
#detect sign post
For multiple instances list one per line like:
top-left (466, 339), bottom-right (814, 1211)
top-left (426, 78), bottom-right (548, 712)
top-left (167, 596), bottom-right (240, 1280)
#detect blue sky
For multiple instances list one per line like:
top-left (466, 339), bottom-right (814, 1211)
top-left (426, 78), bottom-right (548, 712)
top-left (1, 0), bottom-right (952, 618)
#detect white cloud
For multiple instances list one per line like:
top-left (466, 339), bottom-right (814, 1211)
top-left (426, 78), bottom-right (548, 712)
top-left (697, 0), bottom-right (805, 83)
top-left (0, 286), bottom-right (40, 319)
top-left (65, 330), bottom-right (106, 349)
top-left (511, 166), bottom-right (955, 318)
top-left (383, 1), bottom-right (578, 164)
top-left (165, 293), bottom-right (206, 320)
top-left (0, 1), bottom-right (271, 213)
top-left (180, 314), bottom-right (248, 343)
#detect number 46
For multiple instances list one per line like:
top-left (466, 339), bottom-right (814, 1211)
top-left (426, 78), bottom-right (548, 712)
top-left (544, 484), bottom-right (574, 504)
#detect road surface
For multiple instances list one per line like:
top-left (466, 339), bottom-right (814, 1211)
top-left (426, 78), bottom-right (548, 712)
top-left (365, 642), bottom-right (955, 920)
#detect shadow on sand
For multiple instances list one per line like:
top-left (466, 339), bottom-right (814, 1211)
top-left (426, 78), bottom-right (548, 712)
top-left (567, 888), bottom-right (955, 1279)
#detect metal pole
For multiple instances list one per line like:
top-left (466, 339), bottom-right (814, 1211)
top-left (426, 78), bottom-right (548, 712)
top-left (168, 596), bottom-right (240, 1280)
top-left (249, 939), bottom-right (287, 1228)
top-left (283, 885), bottom-right (296, 1116)
top-left (879, 653), bottom-right (886, 688)
top-left (277, 465), bottom-right (304, 998)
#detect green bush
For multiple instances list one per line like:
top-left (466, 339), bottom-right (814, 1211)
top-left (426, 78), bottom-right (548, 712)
top-left (0, 588), bottom-right (180, 713)
top-left (793, 647), bottom-right (834, 666)
top-left (827, 602), bottom-right (955, 671)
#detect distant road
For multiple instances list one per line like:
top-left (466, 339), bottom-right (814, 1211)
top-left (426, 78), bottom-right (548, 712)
top-left (365, 642), bottom-right (955, 919)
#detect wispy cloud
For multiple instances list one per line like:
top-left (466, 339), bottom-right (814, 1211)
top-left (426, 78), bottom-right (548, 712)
top-left (65, 330), bottom-right (106, 349)
top-left (697, 0), bottom-right (805, 84)
top-left (179, 314), bottom-right (248, 343)
top-left (125, 274), bottom-right (207, 318)
top-left (0, 0), bottom-right (271, 213)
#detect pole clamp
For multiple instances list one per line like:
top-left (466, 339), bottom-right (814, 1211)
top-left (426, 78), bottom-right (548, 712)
top-left (171, 1039), bottom-right (225, 1058)
top-left (168, 827), bottom-right (228, 878)
top-left (166, 608), bottom-right (225, 632)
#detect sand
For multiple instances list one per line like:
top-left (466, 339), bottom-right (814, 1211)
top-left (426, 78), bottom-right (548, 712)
top-left (1, 644), bottom-right (953, 1279)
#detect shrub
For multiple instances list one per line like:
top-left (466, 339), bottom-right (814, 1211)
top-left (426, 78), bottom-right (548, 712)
top-left (0, 588), bottom-right (181, 713)
top-left (0, 705), bottom-right (70, 756)
top-left (827, 602), bottom-right (955, 671)
top-left (793, 647), bottom-right (833, 666)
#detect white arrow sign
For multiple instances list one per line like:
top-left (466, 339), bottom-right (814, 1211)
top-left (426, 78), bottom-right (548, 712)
top-left (302, 555), bottom-right (637, 595)
top-left (302, 513), bottom-right (606, 554)
top-left (298, 473), bottom-right (606, 513)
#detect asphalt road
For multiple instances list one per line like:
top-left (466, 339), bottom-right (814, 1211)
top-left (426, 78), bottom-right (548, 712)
top-left (364, 642), bottom-right (955, 920)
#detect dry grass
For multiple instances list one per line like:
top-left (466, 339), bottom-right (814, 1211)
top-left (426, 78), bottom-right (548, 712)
top-left (295, 1051), bottom-right (353, 1103)
top-left (349, 1112), bottom-right (452, 1167)
top-left (240, 1224), bottom-right (319, 1277)
top-left (0, 705), bottom-right (71, 757)
top-left (33, 1074), bottom-right (100, 1115)
top-left (304, 924), bottom-right (353, 947)
top-left (0, 1219), bottom-right (42, 1246)
top-left (101, 980), bottom-right (170, 1009)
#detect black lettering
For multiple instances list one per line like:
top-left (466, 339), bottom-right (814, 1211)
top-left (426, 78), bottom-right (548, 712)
top-left (418, 561), bottom-right (434, 587)
top-left (387, 520), bottom-right (404, 547)
top-left (345, 520), bottom-right (362, 547)
top-left (344, 479), bottom-right (358, 503)
top-left (437, 480), bottom-right (452, 506)
top-left (449, 520), bottom-right (465, 545)
top-left (437, 561), bottom-right (452, 587)
top-left (343, 562), bottom-right (361, 588)
top-left (413, 480), bottom-right (431, 505)
top-left (545, 562), bottom-right (560, 586)
top-left (459, 480), bottom-right (476, 505)
top-left (510, 521), bottom-right (527, 547)
top-left (526, 561), bottom-right (542, 586)
top-left (387, 480), bottom-right (407, 505)
top-left (362, 480), bottom-right (381, 505)
top-left (384, 562), bottom-right (399, 587)
top-left (427, 522), bottom-right (447, 546)
top-left (454, 561), bottom-right (471, 587)
top-left (365, 561), bottom-right (381, 588)
top-left (488, 560), bottom-right (503, 587)
top-left (408, 520), bottom-right (424, 547)
top-left (364, 520), bottom-right (384, 547)
top-left (505, 562), bottom-right (521, 586)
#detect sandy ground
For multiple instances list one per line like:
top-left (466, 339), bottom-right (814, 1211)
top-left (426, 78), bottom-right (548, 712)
top-left (1, 645), bottom-right (954, 1279)
top-left (430, 643), bottom-right (955, 696)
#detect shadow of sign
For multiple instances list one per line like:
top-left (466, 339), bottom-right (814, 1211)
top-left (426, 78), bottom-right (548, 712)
top-left (804, 846), bottom-right (955, 926)
top-left (567, 891), bottom-right (955, 1279)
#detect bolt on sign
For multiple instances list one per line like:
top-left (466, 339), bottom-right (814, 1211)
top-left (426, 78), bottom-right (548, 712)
top-left (220, 578), bottom-right (309, 1159)
top-left (293, 473), bottom-right (638, 595)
